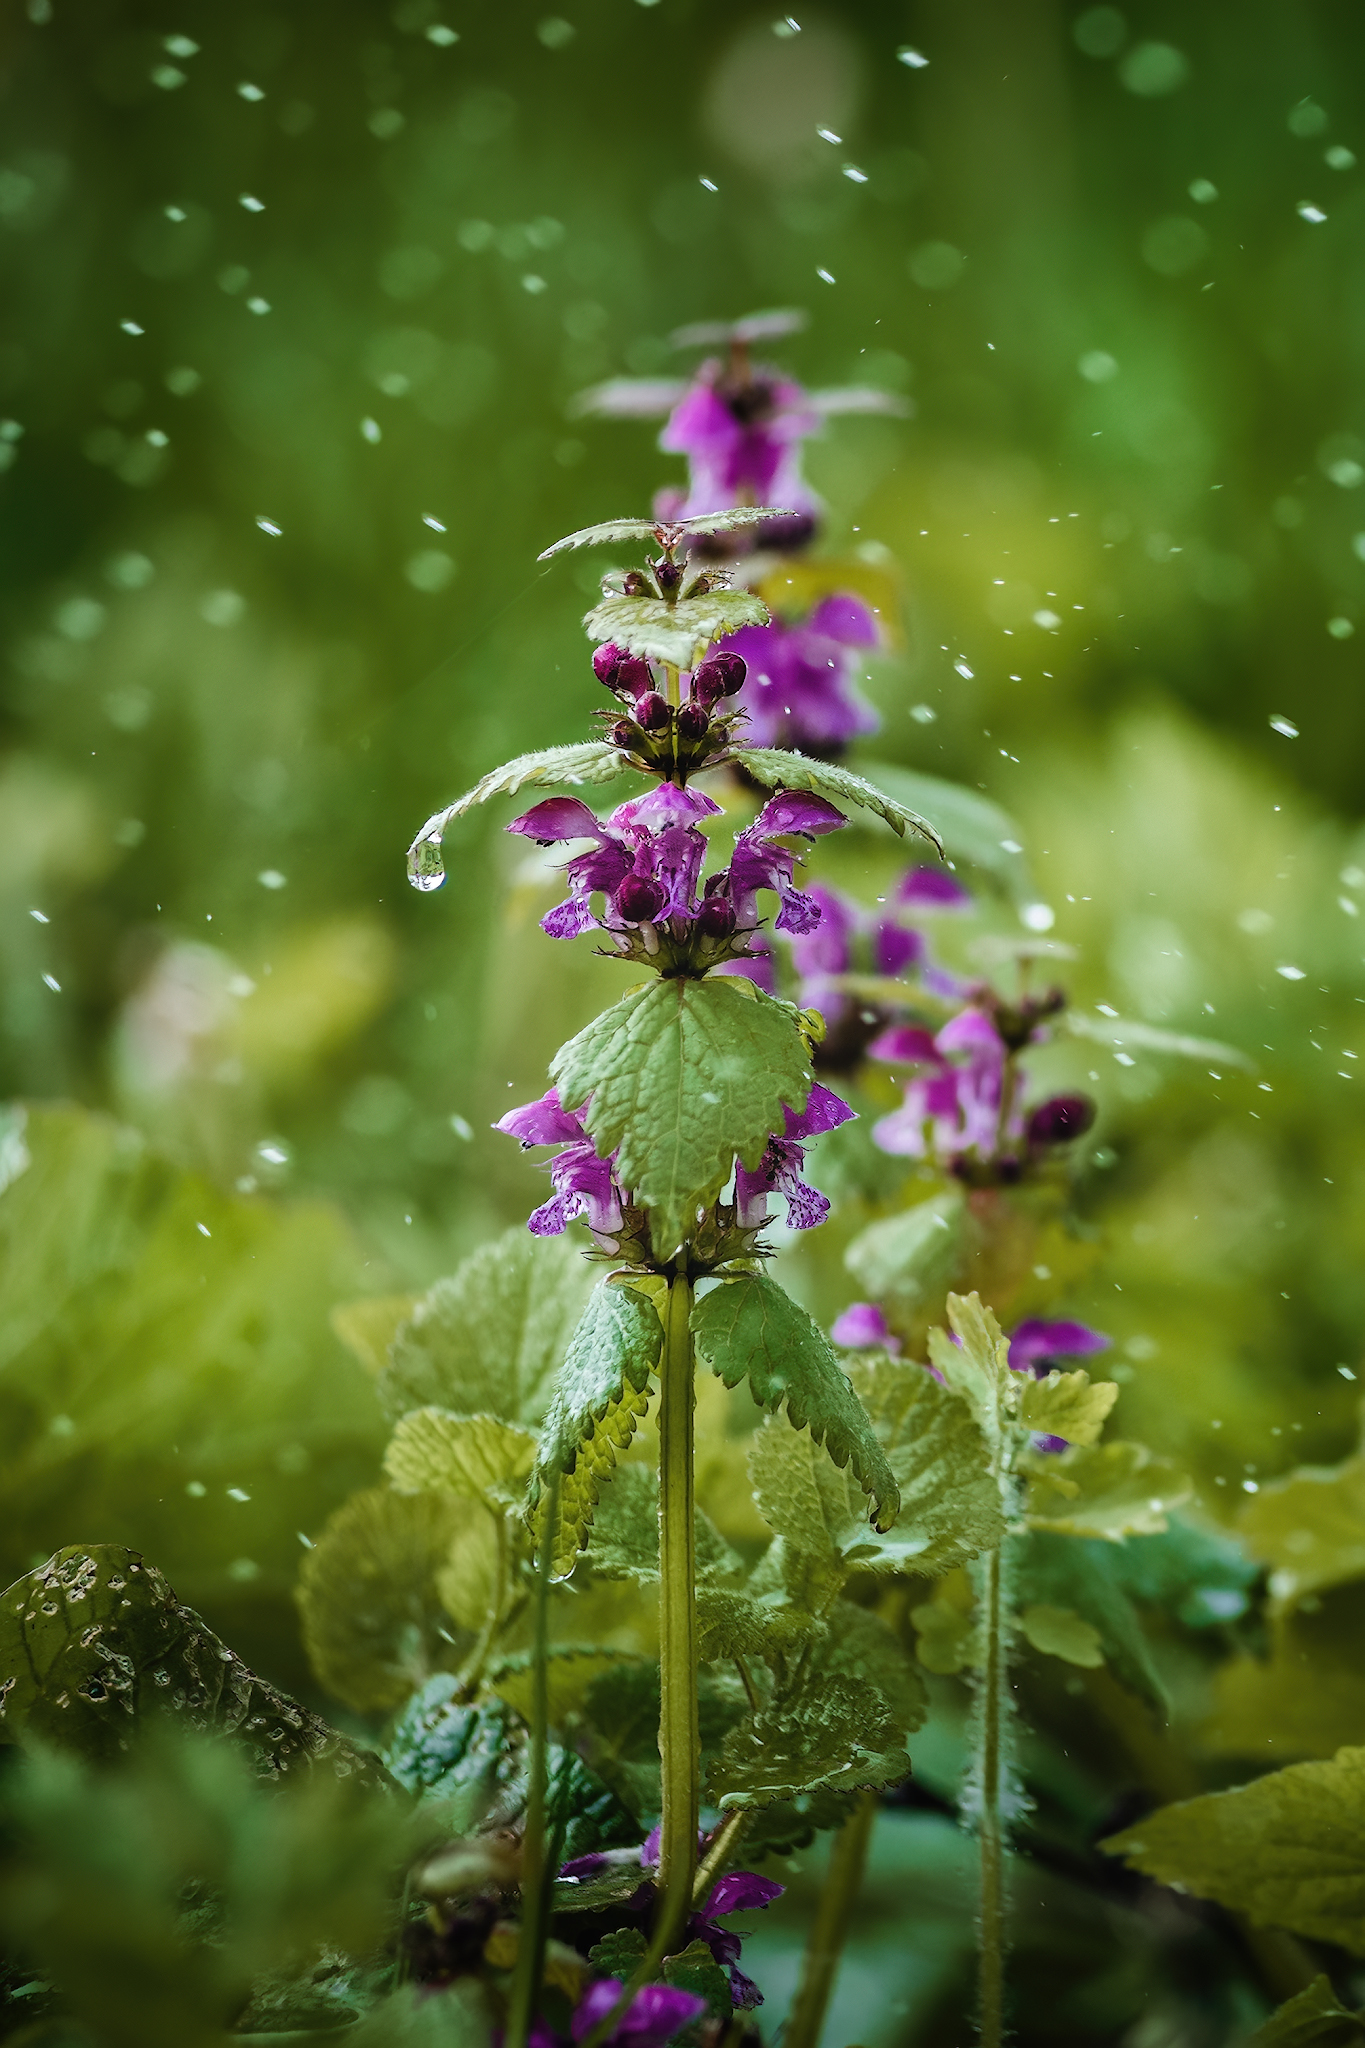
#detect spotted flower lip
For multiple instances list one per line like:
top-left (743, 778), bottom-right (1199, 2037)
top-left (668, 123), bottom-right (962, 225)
top-left (725, 594), bottom-right (882, 753)
top-left (733, 1081), bottom-right (855, 1232)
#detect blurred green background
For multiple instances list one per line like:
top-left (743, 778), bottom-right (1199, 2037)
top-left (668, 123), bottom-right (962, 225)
top-left (4, 0), bottom-right (1365, 1804)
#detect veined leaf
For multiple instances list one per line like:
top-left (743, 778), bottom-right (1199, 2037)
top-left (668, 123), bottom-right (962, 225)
top-left (843, 1190), bottom-right (966, 1315)
top-left (1019, 1369), bottom-right (1119, 1449)
top-left (552, 977), bottom-right (813, 1259)
top-left (854, 759), bottom-right (1042, 912)
top-left (384, 1409), bottom-right (538, 1507)
top-left (0, 1545), bottom-right (390, 1787)
top-left (746, 1421), bottom-right (909, 1599)
top-left (1025, 1440), bottom-right (1192, 1540)
top-left (297, 1488), bottom-right (473, 1713)
top-left (843, 1353), bottom-right (1006, 1573)
top-left (708, 1661), bottom-right (909, 1810)
top-left (1016, 1531), bottom-right (1165, 1709)
top-left (434, 1503), bottom-right (506, 1634)
top-left (926, 1291), bottom-right (1014, 1443)
top-left (587, 1462), bottom-right (741, 1584)
top-left (539, 505), bottom-right (797, 558)
top-left (819, 1601), bottom-right (928, 1741)
top-left (692, 1273), bottom-right (899, 1532)
top-left (380, 1228), bottom-right (596, 1429)
top-left (530, 1283), bottom-right (664, 1577)
top-left (1018, 1604), bottom-right (1104, 1668)
top-left (1250, 1976), bottom-right (1365, 2046)
top-left (662, 1941), bottom-right (732, 2023)
top-left (1238, 1454), bottom-right (1365, 1610)
top-left (696, 1588), bottom-right (774, 1663)
top-left (331, 1293), bottom-right (418, 1376)
top-left (406, 743), bottom-right (629, 890)
top-left (584, 588), bottom-right (770, 668)
top-left (1103, 1746), bottom-right (1365, 1953)
top-left (731, 747), bottom-right (943, 849)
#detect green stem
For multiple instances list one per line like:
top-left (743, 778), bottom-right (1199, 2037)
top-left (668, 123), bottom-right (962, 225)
top-left (504, 1472), bottom-right (558, 2048)
top-left (656, 1265), bottom-right (699, 1954)
top-left (692, 1807), bottom-right (749, 1908)
top-left (784, 1787), bottom-right (878, 2048)
top-left (978, 1539), bottom-right (1006, 2048)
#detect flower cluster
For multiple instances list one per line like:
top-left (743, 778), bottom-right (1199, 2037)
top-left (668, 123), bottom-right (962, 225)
top-left (507, 782), bottom-right (848, 977)
top-left (496, 1082), bottom-right (854, 1262)
top-left (593, 642), bottom-right (749, 782)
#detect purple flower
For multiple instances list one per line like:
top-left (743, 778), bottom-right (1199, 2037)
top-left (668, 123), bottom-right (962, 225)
top-left (897, 866), bottom-right (973, 912)
top-left (724, 791), bottom-right (848, 937)
top-left (831, 1301), bottom-right (902, 1354)
top-left (494, 1089), bottom-right (626, 1246)
top-left (658, 358), bottom-right (822, 519)
top-left (871, 1007), bottom-right (1018, 1163)
top-left (1027, 1093), bottom-right (1096, 1147)
top-left (571, 1981), bottom-right (705, 2048)
top-left (733, 1081), bottom-right (855, 1232)
top-left (1008, 1320), bottom-right (1111, 1378)
top-left (726, 594), bottom-right (881, 753)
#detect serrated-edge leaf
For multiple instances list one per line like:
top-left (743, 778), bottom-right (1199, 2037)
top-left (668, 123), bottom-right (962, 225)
top-left (583, 589), bottom-right (770, 668)
top-left (406, 744), bottom-right (628, 883)
top-left (926, 1291), bottom-right (1013, 1442)
top-left (529, 1284), bottom-right (664, 1577)
top-left (843, 1353), bottom-right (1006, 1574)
top-left (1025, 1440), bottom-right (1192, 1541)
top-left (692, 1273), bottom-right (899, 1531)
top-left (1018, 1370), bottom-right (1119, 1449)
top-left (384, 1409), bottom-right (538, 1504)
top-left (540, 506), bottom-right (799, 558)
top-left (1016, 1530), bottom-right (1166, 1709)
top-left (1249, 1974), bottom-right (1365, 2045)
top-left (551, 978), bottom-right (813, 1258)
top-left (728, 747), bottom-right (943, 850)
top-left (853, 759), bottom-right (1040, 910)
top-left (708, 1666), bottom-right (909, 1810)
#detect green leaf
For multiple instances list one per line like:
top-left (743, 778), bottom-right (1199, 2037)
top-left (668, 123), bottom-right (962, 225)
top-left (747, 1421), bottom-right (920, 1600)
top-left (926, 1291), bottom-right (1014, 1442)
top-left (331, 1292), bottom-right (419, 1376)
top-left (584, 588), bottom-right (770, 668)
top-left (843, 1352), bottom-right (1006, 1574)
top-left (0, 1545), bottom-right (390, 1788)
top-left (434, 1503), bottom-right (506, 1634)
top-left (531, 1283), bottom-right (664, 1577)
top-left (693, 1273), bottom-right (899, 1533)
top-left (1015, 1531), bottom-right (1166, 1709)
top-left (539, 506), bottom-right (795, 558)
top-left (843, 1191), bottom-right (966, 1316)
top-left (663, 1939), bottom-right (733, 2022)
top-left (587, 1462), bottom-right (741, 1584)
top-left (1249, 1975), bottom-right (1365, 2045)
top-left (1018, 1603), bottom-right (1105, 1668)
top-left (818, 1602), bottom-right (928, 1742)
top-left (406, 743), bottom-right (629, 889)
top-left (1025, 1440), bottom-right (1192, 1540)
top-left (297, 1488), bottom-right (473, 1712)
top-left (708, 1661), bottom-right (909, 1810)
top-left (1104, 1514), bottom-right (1256, 1627)
top-left (587, 1925), bottom-right (649, 1980)
top-left (384, 1678), bottom-right (522, 1804)
top-left (853, 759), bottom-right (1043, 912)
top-left (697, 1588), bottom-right (773, 1663)
top-left (1064, 1009), bottom-right (1254, 1071)
top-left (731, 747), bottom-right (943, 848)
top-left (552, 977), bottom-right (814, 1259)
top-left (379, 1227), bottom-right (596, 1429)
top-left (1238, 1454), bottom-right (1365, 1609)
top-left (1103, 1746), bottom-right (1365, 1952)
top-left (1018, 1369), bottom-right (1119, 1448)
top-left (384, 1408), bottom-right (538, 1506)
top-left (910, 1570), bottom-right (978, 1675)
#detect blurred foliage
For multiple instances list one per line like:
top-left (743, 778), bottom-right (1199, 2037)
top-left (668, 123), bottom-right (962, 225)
top-left (7, 1), bottom-right (1365, 2041)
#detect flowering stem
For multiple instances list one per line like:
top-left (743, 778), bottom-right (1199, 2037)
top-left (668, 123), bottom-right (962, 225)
top-left (784, 1787), bottom-right (878, 2048)
top-left (692, 1807), bottom-right (749, 1908)
top-left (978, 1536), bottom-right (1007, 2048)
top-left (656, 1263), bottom-right (699, 1953)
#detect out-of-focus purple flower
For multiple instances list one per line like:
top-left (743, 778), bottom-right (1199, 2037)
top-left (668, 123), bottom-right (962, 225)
top-left (734, 1081), bottom-right (854, 1233)
top-left (871, 1006), bottom-right (1018, 1163)
top-left (571, 1980), bottom-right (705, 2047)
top-left (1008, 1319), bottom-right (1111, 1378)
top-left (1027, 1093), bottom-right (1096, 1147)
top-left (726, 594), bottom-right (881, 753)
top-left (507, 785), bottom-right (846, 967)
top-left (659, 359), bottom-right (822, 519)
top-left (897, 866), bottom-right (974, 912)
top-left (831, 1301), bottom-right (902, 1354)
top-left (494, 1089), bottom-right (626, 1245)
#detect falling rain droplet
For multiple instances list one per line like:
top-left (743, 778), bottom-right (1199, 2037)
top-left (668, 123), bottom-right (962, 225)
top-left (1269, 713), bottom-right (1299, 737)
top-left (408, 838), bottom-right (447, 892)
top-left (1297, 201), bottom-right (1328, 223)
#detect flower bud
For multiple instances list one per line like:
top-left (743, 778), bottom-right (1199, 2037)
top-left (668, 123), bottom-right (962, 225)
top-left (654, 557), bottom-right (684, 596)
top-left (1027, 1093), bottom-right (1097, 1146)
top-left (693, 650), bottom-right (747, 701)
top-left (614, 873), bottom-right (666, 923)
top-left (635, 691), bottom-right (671, 731)
top-left (694, 895), bottom-right (736, 939)
top-left (610, 718), bottom-right (643, 750)
top-left (676, 701), bottom-right (711, 743)
top-left (614, 656), bottom-right (653, 699)
top-left (592, 642), bottom-right (625, 687)
top-left (622, 570), bottom-right (650, 597)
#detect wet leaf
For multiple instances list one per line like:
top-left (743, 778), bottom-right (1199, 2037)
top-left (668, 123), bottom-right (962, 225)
top-left (539, 505), bottom-right (795, 557)
top-left (732, 747), bottom-right (943, 848)
top-left (1249, 1974), bottom-right (1365, 2045)
top-left (1019, 1603), bottom-right (1105, 1668)
top-left (587, 1462), bottom-right (741, 1584)
top-left (0, 1545), bottom-right (389, 1787)
top-left (927, 1291), bottom-right (1014, 1443)
top-left (1016, 1531), bottom-right (1166, 1709)
top-left (708, 1659), bottom-right (909, 1811)
top-left (1237, 1454), bottom-right (1365, 1610)
top-left (584, 588), bottom-right (770, 669)
top-left (910, 1569), bottom-right (978, 1675)
top-left (663, 1938), bottom-right (732, 2021)
top-left (405, 744), bottom-right (629, 889)
top-left (552, 977), bottom-right (813, 1260)
top-left (694, 1274), bottom-right (899, 1534)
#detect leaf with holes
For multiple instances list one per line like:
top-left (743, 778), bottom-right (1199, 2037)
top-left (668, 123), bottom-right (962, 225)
top-left (552, 977), bottom-right (813, 1259)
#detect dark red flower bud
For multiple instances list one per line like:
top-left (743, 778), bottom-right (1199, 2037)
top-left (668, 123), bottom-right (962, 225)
top-left (614, 873), bottom-right (666, 923)
top-left (1028, 1094), bottom-right (1097, 1146)
top-left (694, 895), bottom-right (736, 939)
top-left (693, 650), bottom-right (747, 701)
top-left (676, 701), bottom-right (711, 743)
top-left (610, 718), bottom-right (643, 750)
top-left (592, 642), bottom-right (625, 687)
top-left (614, 656), bottom-right (653, 700)
top-left (653, 557), bottom-right (684, 595)
top-left (635, 692), bottom-right (670, 731)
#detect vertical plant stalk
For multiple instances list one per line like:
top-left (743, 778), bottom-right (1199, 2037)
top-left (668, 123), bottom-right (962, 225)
top-left (656, 1263), bottom-right (699, 1952)
top-left (504, 1471), bottom-right (559, 2048)
top-left (784, 1787), bottom-right (879, 2048)
top-left (977, 1538), bottom-right (1007, 2048)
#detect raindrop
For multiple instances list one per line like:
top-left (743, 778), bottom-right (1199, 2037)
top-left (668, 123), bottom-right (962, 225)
top-left (239, 193), bottom-right (265, 213)
top-left (897, 44), bottom-right (929, 67)
top-left (999, 838), bottom-right (1023, 854)
top-left (1297, 202), bottom-right (1328, 224)
top-left (196, 1221), bottom-right (211, 1237)
top-left (360, 416), bottom-right (382, 442)
top-left (1032, 609), bottom-right (1061, 630)
top-left (1326, 145), bottom-right (1356, 170)
top-left (151, 66), bottom-right (186, 89)
top-left (699, 177), bottom-right (718, 192)
top-left (120, 320), bottom-right (145, 336)
top-left (1328, 616), bottom-right (1355, 639)
top-left (1276, 965), bottom-right (1306, 981)
top-left (257, 869), bottom-right (287, 889)
top-left (842, 165), bottom-right (868, 183)
top-left (256, 516), bottom-right (282, 535)
top-left (246, 296), bottom-right (271, 315)
top-left (409, 838), bottom-right (447, 891)
top-left (449, 1114), bottom-right (474, 1141)
top-left (163, 33), bottom-right (198, 57)
top-left (817, 127), bottom-right (843, 144)
top-left (1078, 349), bottom-right (1118, 382)
top-left (1188, 177), bottom-right (1219, 203)
top-left (909, 703), bottom-right (936, 723)
top-left (427, 24), bottom-right (459, 43)
top-left (237, 81), bottom-right (265, 101)
top-left (30, 908), bottom-right (48, 923)
top-left (1269, 714), bottom-right (1299, 737)
top-left (1288, 98), bottom-right (1328, 138)
top-left (816, 267), bottom-right (836, 284)
top-left (226, 1487), bottom-right (251, 1502)
top-left (41, 974), bottom-right (60, 993)
top-left (1118, 41), bottom-right (1189, 96)
top-left (537, 17), bottom-right (575, 47)
top-left (1021, 903), bottom-right (1055, 933)
top-left (953, 659), bottom-right (974, 679)
top-left (165, 204), bottom-right (187, 222)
